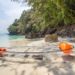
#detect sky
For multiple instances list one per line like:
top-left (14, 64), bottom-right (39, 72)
top-left (0, 0), bottom-right (30, 33)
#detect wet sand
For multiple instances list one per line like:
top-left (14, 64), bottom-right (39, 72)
top-left (10, 39), bottom-right (32, 47)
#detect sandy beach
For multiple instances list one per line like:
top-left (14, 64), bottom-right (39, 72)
top-left (0, 38), bottom-right (75, 75)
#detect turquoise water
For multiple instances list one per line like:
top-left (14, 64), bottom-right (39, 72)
top-left (0, 34), bottom-right (25, 47)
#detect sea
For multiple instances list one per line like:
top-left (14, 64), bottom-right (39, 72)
top-left (0, 33), bottom-right (25, 47)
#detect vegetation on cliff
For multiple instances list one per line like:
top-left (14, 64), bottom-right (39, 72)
top-left (8, 0), bottom-right (75, 38)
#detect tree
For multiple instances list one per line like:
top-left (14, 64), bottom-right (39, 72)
top-left (26, 0), bottom-right (75, 25)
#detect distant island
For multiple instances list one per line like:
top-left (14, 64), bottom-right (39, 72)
top-left (8, 0), bottom-right (75, 38)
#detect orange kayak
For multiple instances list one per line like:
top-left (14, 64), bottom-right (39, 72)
top-left (59, 42), bottom-right (73, 55)
top-left (0, 48), bottom-right (6, 57)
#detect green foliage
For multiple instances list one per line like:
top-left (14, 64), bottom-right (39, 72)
top-left (8, 0), bottom-right (75, 37)
top-left (25, 0), bottom-right (75, 26)
top-left (8, 25), bottom-right (18, 34)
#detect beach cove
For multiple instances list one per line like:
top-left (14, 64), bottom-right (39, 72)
top-left (0, 34), bottom-right (75, 75)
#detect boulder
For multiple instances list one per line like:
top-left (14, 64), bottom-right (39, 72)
top-left (45, 34), bottom-right (58, 42)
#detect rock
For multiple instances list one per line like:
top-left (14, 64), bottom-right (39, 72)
top-left (67, 38), bottom-right (75, 42)
top-left (45, 34), bottom-right (58, 42)
top-left (25, 32), bottom-right (39, 39)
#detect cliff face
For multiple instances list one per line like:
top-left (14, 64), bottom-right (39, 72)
top-left (25, 25), bottom-right (75, 38)
top-left (57, 25), bottom-right (75, 37)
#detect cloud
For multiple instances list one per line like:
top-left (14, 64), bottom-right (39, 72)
top-left (0, 0), bottom-right (30, 33)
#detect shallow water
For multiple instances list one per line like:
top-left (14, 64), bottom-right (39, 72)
top-left (0, 33), bottom-right (25, 47)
